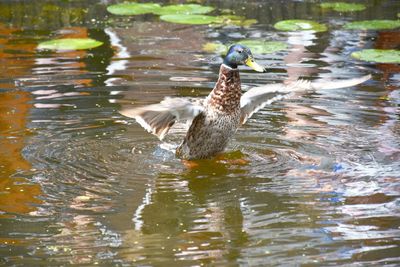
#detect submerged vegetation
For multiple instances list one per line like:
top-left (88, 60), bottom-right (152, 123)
top-left (107, 2), bottom-right (256, 26)
top-left (159, 14), bottom-right (217, 25)
top-left (273, 20), bottom-right (328, 32)
top-left (352, 49), bottom-right (400, 63)
top-left (203, 41), bottom-right (287, 55)
top-left (320, 2), bottom-right (366, 12)
top-left (344, 20), bottom-right (400, 30)
top-left (159, 14), bottom-right (256, 26)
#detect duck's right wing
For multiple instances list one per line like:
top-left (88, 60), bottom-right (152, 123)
top-left (119, 97), bottom-right (205, 140)
top-left (240, 74), bottom-right (371, 124)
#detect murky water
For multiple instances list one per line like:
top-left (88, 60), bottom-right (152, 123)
top-left (1, 0), bottom-right (399, 266)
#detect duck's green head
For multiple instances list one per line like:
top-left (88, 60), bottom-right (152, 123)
top-left (223, 44), bottom-right (265, 72)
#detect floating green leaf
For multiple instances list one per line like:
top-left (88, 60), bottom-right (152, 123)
top-left (159, 14), bottom-right (257, 26)
top-left (107, 3), bottom-right (213, 16)
top-left (203, 40), bottom-right (287, 55)
top-left (321, 2), bottom-right (366, 12)
top-left (155, 4), bottom-right (214, 15)
top-left (107, 3), bottom-right (162, 15)
top-left (274, 20), bottom-right (327, 32)
top-left (344, 20), bottom-right (400, 30)
top-left (160, 14), bottom-right (218, 25)
top-left (37, 38), bottom-right (103, 50)
top-left (351, 49), bottom-right (400, 63)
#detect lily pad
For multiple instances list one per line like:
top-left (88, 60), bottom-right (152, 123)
top-left (107, 3), bottom-right (162, 15)
top-left (274, 20), bottom-right (327, 32)
top-left (344, 20), bottom-right (400, 30)
top-left (160, 14), bottom-right (257, 26)
top-left (155, 4), bottom-right (214, 15)
top-left (321, 2), bottom-right (366, 12)
top-left (351, 49), bottom-right (400, 63)
top-left (37, 38), bottom-right (103, 50)
top-left (160, 14), bottom-right (218, 25)
top-left (203, 40), bottom-right (287, 55)
top-left (107, 3), bottom-right (214, 16)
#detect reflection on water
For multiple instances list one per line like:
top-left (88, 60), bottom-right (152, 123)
top-left (0, 0), bottom-right (399, 266)
top-left (0, 91), bottom-right (42, 216)
top-left (0, 24), bottom-right (43, 217)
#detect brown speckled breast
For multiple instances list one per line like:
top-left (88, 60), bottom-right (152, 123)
top-left (176, 64), bottom-right (243, 160)
top-left (207, 64), bottom-right (242, 114)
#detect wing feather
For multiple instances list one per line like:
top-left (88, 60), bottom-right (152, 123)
top-left (119, 97), bottom-right (204, 140)
top-left (240, 74), bottom-right (371, 124)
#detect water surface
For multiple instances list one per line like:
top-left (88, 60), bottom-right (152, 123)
top-left (0, 0), bottom-right (399, 266)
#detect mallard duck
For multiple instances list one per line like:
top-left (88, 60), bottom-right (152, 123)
top-left (120, 44), bottom-right (370, 160)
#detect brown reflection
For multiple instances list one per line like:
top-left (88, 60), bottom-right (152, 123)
top-left (0, 24), bottom-right (35, 88)
top-left (370, 30), bottom-right (400, 159)
top-left (0, 24), bottom-right (94, 216)
top-left (120, 159), bottom-right (249, 264)
top-left (0, 23), bottom-right (43, 216)
top-left (0, 91), bottom-right (42, 215)
top-left (374, 30), bottom-right (400, 88)
top-left (345, 193), bottom-right (395, 205)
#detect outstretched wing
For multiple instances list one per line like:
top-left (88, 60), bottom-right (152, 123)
top-left (240, 74), bottom-right (371, 124)
top-left (120, 97), bottom-right (205, 140)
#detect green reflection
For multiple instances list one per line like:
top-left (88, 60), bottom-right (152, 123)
top-left (321, 2), bottom-right (366, 12)
top-left (344, 20), bottom-right (400, 30)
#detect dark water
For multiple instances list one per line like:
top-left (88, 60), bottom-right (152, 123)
top-left (1, 0), bottom-right (399, 266)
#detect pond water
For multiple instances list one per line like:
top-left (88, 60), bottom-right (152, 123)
top-left (1, 0), bottom-right (399, 266)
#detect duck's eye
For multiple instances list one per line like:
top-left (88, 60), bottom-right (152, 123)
top-left (238, 50), bottom-right (242, 54)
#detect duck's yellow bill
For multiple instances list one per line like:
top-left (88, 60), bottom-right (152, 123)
top-left (245, 57), bottom-right (265, 72)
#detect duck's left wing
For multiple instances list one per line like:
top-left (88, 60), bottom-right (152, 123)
top-left (240, 74), bottom-right (371, 124)
top-left (120, 97), bottom-right (205, 140)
